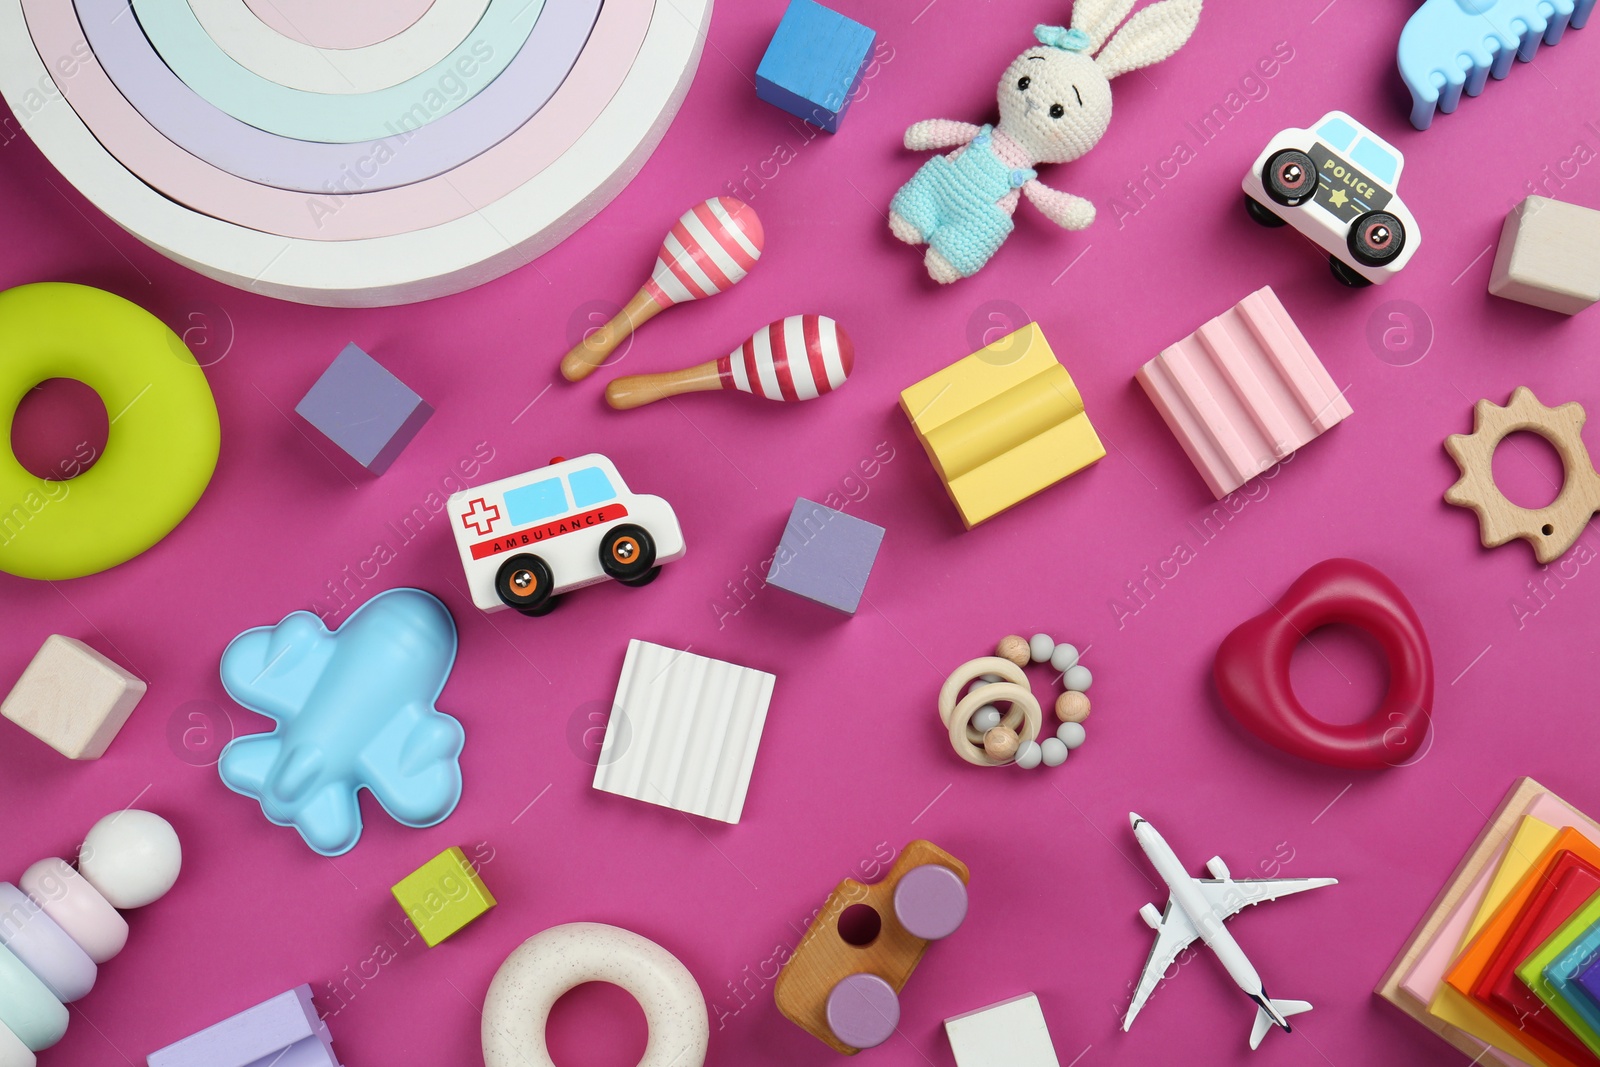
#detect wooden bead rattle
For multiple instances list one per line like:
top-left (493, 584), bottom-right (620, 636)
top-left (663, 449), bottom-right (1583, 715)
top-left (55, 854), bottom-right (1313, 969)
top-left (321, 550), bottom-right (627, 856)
top-left (938, 634), bottom-right (1094, 770)
top-left (604, 315), bottom-right (854, 410)
top-left (560, 197), bottom-right (764, 382)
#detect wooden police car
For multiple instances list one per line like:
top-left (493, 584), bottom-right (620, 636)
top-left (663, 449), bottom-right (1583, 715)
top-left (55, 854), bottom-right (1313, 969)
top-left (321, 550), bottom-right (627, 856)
top-left (1243, 111), bottom-right (1420, 287)
top-left (446, 454), bottom-right (685, 616)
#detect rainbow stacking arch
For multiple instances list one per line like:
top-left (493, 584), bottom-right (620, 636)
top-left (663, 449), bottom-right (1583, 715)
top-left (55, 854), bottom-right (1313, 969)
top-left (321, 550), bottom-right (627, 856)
top-left (0, 0), bottom-right (713, 305)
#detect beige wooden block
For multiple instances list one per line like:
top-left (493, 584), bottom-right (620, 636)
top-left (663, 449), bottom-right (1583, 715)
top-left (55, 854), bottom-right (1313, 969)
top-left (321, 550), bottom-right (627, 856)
top-left (2, 636), bottom-right (146, 759)
top-left (1488, 196), bottom-right (1600, 315)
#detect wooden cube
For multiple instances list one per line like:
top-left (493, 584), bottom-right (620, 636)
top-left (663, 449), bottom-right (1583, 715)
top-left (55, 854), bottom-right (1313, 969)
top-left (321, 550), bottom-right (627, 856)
top-left (2, 636), bottom-right (146, 759)
top-left (755, 0), bottom-right (876, 133)
top-left (295, 343), bottom-right (433, 475)
top-left (945, 993), bottom-right (1060, 1067)
top-left (1489, 197), bottom-right (1600, 315)
top-left (392, 847), bottom-right (496, 947)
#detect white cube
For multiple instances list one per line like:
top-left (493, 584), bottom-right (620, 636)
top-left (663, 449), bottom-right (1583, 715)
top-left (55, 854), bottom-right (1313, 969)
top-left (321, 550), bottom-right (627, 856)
top-left (1489, 196), bottom-right (1600, 315)
top-left (2, 636), bottom-right (146, 759)
top-left (944, 992), bottom-right (1061, 1067)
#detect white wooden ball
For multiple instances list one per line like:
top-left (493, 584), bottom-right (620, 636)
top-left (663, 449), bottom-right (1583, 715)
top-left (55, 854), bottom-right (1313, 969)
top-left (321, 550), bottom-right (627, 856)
top-left (78, 811), bottom-right (182, 909)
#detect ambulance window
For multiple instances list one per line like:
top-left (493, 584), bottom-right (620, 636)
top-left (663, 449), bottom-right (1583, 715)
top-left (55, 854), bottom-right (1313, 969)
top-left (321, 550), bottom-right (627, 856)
top-left (1350, 138), bottom-right (1397, 184)
top-left (505, 478), bottom-right (569, 524)
top-left (568, 467), bottom-right (617, 508)
top-left (1315, 116), bottom-right (1357, 151)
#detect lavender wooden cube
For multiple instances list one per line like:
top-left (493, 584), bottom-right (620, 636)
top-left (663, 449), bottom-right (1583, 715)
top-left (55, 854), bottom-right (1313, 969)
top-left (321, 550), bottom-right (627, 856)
top-left (146, 985), bottom-right (339, 1067)
top-left (765, 498), bottom-right (884, 614)
top-left (295, 344), bottom-right (432, 475)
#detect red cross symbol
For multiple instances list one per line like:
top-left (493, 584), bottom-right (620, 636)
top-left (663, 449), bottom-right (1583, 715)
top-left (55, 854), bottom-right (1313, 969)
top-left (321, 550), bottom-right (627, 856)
top-left (460, 498), bottom-right (501, 536)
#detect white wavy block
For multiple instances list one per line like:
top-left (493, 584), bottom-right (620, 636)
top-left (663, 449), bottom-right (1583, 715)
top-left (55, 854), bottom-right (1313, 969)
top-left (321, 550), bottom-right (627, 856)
top-left (592, 640), bottom-right (776, 824)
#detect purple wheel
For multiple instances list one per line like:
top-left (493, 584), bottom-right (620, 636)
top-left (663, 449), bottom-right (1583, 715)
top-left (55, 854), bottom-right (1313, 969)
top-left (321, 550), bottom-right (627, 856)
top-left (825, 973), bottom-right (900, 1050)
top-left (893, 863), bottom-right (968, 940)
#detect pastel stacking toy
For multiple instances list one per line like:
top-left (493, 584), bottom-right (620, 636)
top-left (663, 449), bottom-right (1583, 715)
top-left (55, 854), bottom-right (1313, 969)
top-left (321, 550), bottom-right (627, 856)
top-left (561, 198), bottom-right (765, 382)
top-left (605, 315), bottom-right (853, 410)
top-left (0, 811), bottom-right (181, 1064)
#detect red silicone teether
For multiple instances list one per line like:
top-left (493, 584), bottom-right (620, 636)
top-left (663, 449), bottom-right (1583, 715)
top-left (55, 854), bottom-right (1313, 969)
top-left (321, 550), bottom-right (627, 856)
top-left (1213, 558), bottom-right (1433, 770)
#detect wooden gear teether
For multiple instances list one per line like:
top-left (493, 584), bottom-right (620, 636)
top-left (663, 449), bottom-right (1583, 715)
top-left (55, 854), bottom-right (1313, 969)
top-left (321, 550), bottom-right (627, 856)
top-left (1444, 387), bottom-right (1600, 564)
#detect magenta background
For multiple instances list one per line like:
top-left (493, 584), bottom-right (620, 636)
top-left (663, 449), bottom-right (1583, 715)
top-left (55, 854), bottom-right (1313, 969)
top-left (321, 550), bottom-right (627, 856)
top-left (3, 1), bottom-right (1600, 1064)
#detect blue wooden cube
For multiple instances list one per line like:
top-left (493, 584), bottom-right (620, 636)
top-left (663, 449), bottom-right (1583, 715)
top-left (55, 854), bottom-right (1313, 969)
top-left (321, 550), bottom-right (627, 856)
top-left (295, 343), bottom-right (432, 475)
top-left (755, 0), bottom-right (876, 133)
top-left (766, 498), bottom-right (884, 614)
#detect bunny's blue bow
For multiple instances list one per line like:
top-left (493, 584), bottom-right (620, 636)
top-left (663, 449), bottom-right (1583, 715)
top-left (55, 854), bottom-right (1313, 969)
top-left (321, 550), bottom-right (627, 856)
top-left (1034, 24), bottom-right (1092, 52)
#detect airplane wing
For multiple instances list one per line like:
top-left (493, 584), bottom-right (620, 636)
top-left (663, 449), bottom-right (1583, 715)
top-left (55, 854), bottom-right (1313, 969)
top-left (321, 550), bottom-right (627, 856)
top-left (1122, 899), bottom-right (1200, 1032)
top-left (1196, 875), bottom-right (1339, 923)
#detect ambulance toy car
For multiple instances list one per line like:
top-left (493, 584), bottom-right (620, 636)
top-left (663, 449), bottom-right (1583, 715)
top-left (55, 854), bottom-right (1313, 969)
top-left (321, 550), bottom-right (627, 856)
top-left (446, 454), bottom-right (685, 616)
top-left (1243, 111), bottom-right (1420, 287)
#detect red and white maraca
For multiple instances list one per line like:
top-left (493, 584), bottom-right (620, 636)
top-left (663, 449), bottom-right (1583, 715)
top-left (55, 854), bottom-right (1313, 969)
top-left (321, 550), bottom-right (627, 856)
top-left (0, 811), bottom-right (181, 1066)
top-left (605, 315), bottom-right (854, 410)
top-left (561, 197), bottom-right (765, 382)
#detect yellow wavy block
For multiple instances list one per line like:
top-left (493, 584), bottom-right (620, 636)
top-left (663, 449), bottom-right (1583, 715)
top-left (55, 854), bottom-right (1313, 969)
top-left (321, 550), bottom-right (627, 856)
top-left (899, 323), bottom-right (1104, 528)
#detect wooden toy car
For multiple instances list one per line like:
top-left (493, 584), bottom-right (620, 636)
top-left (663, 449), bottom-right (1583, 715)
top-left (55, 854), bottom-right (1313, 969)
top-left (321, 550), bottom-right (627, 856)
top-left (446, 454), bottom-right (685, 616)
top-left (1242, 111), bottom-right (1420, 287)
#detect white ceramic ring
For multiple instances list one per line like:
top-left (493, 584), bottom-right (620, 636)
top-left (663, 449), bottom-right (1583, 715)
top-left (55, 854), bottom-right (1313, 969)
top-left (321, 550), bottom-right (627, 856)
top-left (188, 0), bottom-right (492, 94)
top-left (0, 886), bottom-right (96, 1004)
top-left (0, 1019), bottom-right (36, 1067)
top-left (482, 923), bottom-right (708, 1067)
top-left (20, 860), bottom-right (128, 965)
top-left (949, 683), bottom-right (1042, 767)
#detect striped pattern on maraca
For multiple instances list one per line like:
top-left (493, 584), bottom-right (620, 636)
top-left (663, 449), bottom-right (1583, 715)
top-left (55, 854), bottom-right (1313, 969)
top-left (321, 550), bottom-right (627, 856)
top-left (644, 197), bottom-right (764, 308)
top-left (717, 316), bottom-right (853, 402)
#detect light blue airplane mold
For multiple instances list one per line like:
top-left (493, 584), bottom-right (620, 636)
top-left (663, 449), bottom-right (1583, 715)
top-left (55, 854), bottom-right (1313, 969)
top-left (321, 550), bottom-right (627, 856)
top-left (1400, 0), bottom-right (1594, 130)
top-left (217, 588), bottom-right (465, 857)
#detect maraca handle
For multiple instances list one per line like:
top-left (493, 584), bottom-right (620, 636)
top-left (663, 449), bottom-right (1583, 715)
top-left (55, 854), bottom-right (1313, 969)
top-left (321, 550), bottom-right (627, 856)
top-left (560, 289), bottom-right (664, 382)
top-left (605, 360), bottom-right (725, 410)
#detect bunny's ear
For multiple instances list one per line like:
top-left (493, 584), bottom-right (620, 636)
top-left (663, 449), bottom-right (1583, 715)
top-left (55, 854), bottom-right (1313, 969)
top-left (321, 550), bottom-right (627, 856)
top-left (1070, 0), bottom-right (1139, 53)
top-left (1094, 0), bottom-right (1203, 79)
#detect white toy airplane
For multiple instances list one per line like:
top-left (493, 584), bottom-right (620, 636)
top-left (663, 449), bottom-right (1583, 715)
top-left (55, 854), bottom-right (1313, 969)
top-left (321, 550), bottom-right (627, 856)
top-left (1123, 813), bottom-right (1337, 1050)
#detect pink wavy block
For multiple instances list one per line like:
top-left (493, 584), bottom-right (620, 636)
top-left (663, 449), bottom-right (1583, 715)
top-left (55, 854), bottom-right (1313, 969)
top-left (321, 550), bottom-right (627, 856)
top-left (1137, 286), bottom-right (1353, 499)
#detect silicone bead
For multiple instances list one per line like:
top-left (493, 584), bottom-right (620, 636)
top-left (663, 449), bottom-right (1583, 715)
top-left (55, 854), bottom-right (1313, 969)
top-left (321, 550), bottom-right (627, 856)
top-left (78, 811), bottom-right (182, 909)
top-left (1063, 665), bottom-right (1092, 692)
top-left (0, 1020), bottom-right (35, 1067)
top-left (1057, 722), bottom-right (1087, 749)
top-left (1040, 737), bottom-right (1069, 767)
top-left (0, 943), bottom-right (68, 1052)
top-left (972, 706), bottom-right (1001, 732)
top-left (1015, 740), bottom-right (1043, 769)
top-left (0, 886), bottom-right (96, 1003)
top-left (20, 860), bottom-right (127, 964)
top-left (893, 863), bottom-right (969, 940)
top-left (825, 973), bottom-right (899, 1050)
top-left (1049, 643), bottom-right (1079, 672)
top-left (1028, 634), bottom-right (1054, 662)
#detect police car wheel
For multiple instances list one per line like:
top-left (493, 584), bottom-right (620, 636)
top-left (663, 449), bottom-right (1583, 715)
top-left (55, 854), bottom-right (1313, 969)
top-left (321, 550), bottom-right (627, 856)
top-left (599, 525), bottom-right (658, 583)
top-left (1348, 210), bottom-right (1405, 267)
top-left (496, 554), bottom-right (557, 615)
top-left (1244, 196), bottom-right (1286, 228)
top-left (1329, 256), bottom-right (1372, 289)
top-left (1262, 149), bottom-right (1317, 207)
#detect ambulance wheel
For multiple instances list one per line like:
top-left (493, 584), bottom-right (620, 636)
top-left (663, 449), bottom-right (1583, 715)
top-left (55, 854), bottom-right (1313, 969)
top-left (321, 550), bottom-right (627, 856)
top-left (599, 525), bottom-right (657, 583)
top-left (496, 554), bottom-right (558, 616)
top-left (1262, 149), bottom-right (1317, 207)
top-left (619, 567), bottom-right (662, 588)
top-left (1244, 195), bottom-right (1286, 227)
top-left (1348, 210), bottom-right (1405, 267)
top-left (1329, 257), bottom-right (1372, 289)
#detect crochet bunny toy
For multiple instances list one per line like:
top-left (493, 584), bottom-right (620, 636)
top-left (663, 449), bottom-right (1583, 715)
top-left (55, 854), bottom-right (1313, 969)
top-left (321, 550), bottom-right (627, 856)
top-left (889, 0), bottom-right (1203, 283)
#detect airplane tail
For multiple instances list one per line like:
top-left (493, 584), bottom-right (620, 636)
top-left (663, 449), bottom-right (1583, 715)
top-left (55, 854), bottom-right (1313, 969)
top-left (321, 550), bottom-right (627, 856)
top-left (1248, 997), bottom-right (1311, 1050)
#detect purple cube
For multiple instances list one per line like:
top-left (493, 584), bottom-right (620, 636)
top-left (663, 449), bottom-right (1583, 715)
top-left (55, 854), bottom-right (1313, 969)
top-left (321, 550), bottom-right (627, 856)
top-left (766, 498), bottom-right (884, 614)
top-left (146, 985), bottom-right (340, 1067)
top-left (295, 343), bottom-right (432, 475)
